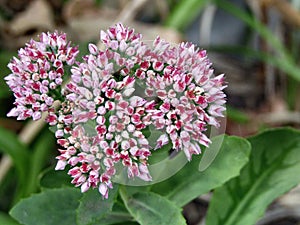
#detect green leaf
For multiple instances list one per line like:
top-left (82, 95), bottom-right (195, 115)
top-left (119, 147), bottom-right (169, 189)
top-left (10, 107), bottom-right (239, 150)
top-left (206, 128), bottom-right (300, 225)
top-left (24, 130), bottom-right (55, 196)
top-left (141, 124), bottom-right (173, 164)
top-left (0, 126), bottom-right (30, 200)
top-left (39, 168), bottom-right (73, 189)
top-left (0, 51), bottom-right (16, 99)
top-left (165, 0), bottom-right (209, 30)
top-left (226, 106), bottom-right (249, 124)
top-left (112, 223), bottom-right (138, 225)
top-left (0, 212), bottom-right (20, 225)
top-left (95, 201), bottom-right (134, 225)
top-left (10, 187), bottom-right (82, 225)
top-left (120, 188), bottom-right (186, 225)
top-left (151, 135), bottom-right (251, 207)
top-left (0, 126), bottom-right (29, 177)
top-left (76, 185), bottom-right (119, 225)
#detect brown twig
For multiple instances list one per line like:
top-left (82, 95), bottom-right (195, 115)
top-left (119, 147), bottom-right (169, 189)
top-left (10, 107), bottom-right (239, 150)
top-left (115, 0), bottom-right (149, 23)
top-left (199, 3), bottom-right (217, 46)
top-left (259, 111), bottom-right (300, 124)
top-left (261, 0), bottom-right (300, 28)
top-left (154, 0), bottom-right (169, 21)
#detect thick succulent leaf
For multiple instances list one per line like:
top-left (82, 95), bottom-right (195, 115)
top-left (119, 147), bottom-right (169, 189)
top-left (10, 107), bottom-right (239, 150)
top-left (76, 185), bottom-right (119, 225)
top-left (206, 128), bottom-right (300, 225)
top-left (94, 201), bottom-right (135, 225)
top-left (10, 188), bottom-right (82, 225)
top-left (39, 168), bottom-right (73, 189)
top-left (120, 189), bottom-right (186, 225)
top-left (151, 135), bottom-right (251, 207)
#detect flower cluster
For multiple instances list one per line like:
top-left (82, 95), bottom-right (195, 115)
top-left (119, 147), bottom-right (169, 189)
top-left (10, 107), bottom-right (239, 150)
top-left (143, 39), bottom-right (226, 160)
top-left (5, 23), bottom-right (226, 198)
top-left (5, 31), bottom-right (79, 121)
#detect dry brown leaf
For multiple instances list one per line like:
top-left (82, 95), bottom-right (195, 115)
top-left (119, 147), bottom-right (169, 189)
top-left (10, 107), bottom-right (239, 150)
top-left (68, 15), bottom-right (181, 43)
top-left (63, 0), bottom-right (117, 22)
top-left (279, 185), bottom-right (300, 209)
top-left (8, 0), bottom-right (54, 35)
top-left (269, 95), bottom-right (288, 112)
top-left (63, 0), bottom-right (181, 43)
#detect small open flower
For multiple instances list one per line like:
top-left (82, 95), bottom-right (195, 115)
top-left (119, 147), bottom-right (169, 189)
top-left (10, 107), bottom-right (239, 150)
top-left (5, 31), bottom-right (79, 121)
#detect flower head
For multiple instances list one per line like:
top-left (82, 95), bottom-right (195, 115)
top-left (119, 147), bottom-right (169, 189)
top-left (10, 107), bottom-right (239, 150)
top-left (5, 31), bottom-right (79, 121)
top-left (53, 23), bottom-right (226, 198)
top-left (142, 39), bottom-right (226, 160)
top-left (55, 24), bottom-right (152, 198)
top-left (6, 23), bottom-right (226, 199)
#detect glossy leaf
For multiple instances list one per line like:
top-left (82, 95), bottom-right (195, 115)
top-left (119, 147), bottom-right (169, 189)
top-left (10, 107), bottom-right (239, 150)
top-left (151, 135), bottom-right (251, 207)
top-left (120, 188), bottom-right (186, 225)
top-left (10, 188), bottom-right (82, 225)
top-left (206, 128), bottom-right (300, 225)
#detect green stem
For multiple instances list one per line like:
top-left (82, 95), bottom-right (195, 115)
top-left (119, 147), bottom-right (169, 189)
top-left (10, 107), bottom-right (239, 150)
top-left (119, 185), bottom-right (129, 205)
top-left (108, 211), bottom-right (133, 221)
top-left (119, 185), bottom-right (134, 218)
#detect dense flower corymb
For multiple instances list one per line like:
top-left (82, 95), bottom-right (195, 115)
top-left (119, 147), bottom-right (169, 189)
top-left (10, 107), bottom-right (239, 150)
top-left (53, 23), bottom-right (226, 198)
top-left (5, 23), bottom-right (226, 199)
top-left (55, 24), bottom-right (154, 198)
top-left (5, 31), bottom-right (79, 121)
top-left (144, 39), bottom-right (226, 160)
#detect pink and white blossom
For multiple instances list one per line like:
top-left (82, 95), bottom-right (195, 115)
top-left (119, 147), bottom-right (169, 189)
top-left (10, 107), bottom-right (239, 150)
top-left (5, 31), bottom-right (79, 122)
top-left (6, 23), bottom-right (226, 199)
